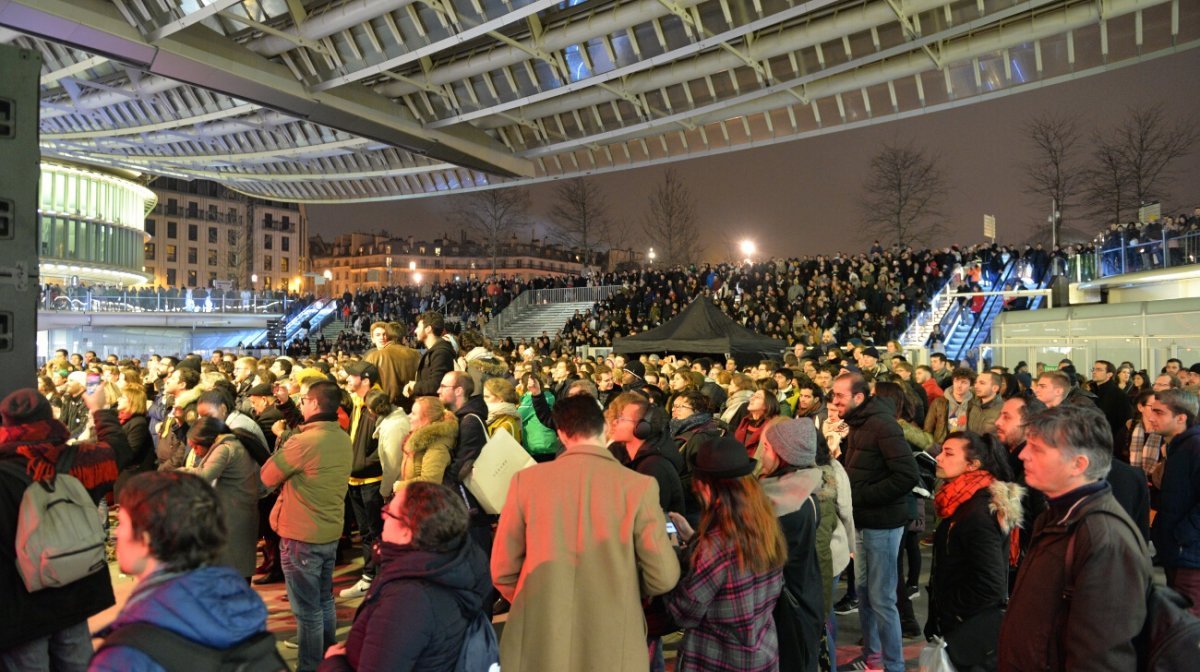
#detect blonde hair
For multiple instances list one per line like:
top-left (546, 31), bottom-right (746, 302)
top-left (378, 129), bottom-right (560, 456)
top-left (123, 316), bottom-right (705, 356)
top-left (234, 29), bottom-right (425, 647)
top-left (484, 377), bottom-right (519, 404)
top-left (121, 382), bottom-right (149, 415)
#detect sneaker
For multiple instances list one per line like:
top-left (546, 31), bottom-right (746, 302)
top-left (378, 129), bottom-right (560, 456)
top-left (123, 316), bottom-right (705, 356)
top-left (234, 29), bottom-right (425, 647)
top-left (338, 577), bottom-right (372, 599)
top-left (907, 584), bottom-right (920, 600)
top-left (284, 636), bottom-right (299, 649)
top-left (836, 657), bottom-right (882, 671)
top-left (833, 595), bottom-right (859, 615)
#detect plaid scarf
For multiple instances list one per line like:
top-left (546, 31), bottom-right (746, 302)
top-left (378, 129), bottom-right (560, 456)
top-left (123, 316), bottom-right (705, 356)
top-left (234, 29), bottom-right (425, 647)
top-left (0, 418), bottom-right (118, 490)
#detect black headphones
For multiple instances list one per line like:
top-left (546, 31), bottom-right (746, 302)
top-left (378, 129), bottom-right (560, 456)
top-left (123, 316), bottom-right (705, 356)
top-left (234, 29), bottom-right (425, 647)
top-left (633, 404), bottom-right (665, 441)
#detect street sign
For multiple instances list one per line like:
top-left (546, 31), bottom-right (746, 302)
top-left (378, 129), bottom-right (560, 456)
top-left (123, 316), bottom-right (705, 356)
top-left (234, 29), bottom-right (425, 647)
top-left (983, 214), bottom-right (996, 241)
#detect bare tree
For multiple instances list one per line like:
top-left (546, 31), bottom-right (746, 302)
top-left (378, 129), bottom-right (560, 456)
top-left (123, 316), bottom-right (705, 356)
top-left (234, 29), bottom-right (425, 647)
top-left (859, 142), bottom-right (948, 248)
top-left (1083, 135), bottom-right (1131, 226)
top-left (548, 177), bottom-right (611, 269)
top-left (1114, 105), bottom-right (1198, 208)
top-left (453, 188), bottom-right (531, 278)
top-left (641, 168), bottom-right (701, 267)
top-left (1021, 112), bottom-right (1083, 242)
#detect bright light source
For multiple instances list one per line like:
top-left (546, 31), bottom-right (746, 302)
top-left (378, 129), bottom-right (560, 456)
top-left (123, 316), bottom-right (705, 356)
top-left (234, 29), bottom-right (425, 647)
top-left (322, 269), bottom-right (333, 280)
top-left (413, 272), bottom-right (423, 283)
top-left (250, 274), bottom-right (258, 283)
top-left (408, 261), bottom-right (417, 271)
top-left (740, 239), bottom-right (757, 256)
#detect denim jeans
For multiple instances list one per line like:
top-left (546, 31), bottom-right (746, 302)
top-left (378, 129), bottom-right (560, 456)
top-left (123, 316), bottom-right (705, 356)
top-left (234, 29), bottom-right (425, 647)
top-left (856, 527), bottom-right (905, 672)
top-left (281, 537), bottom-right (339, 672)
top-left (0, 620), bottom-right (92, 672)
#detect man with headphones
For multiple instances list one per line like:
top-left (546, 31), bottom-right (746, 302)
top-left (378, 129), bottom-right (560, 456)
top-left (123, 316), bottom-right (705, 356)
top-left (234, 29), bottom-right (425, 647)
top-left (604, 392), bottom-right (686, 518)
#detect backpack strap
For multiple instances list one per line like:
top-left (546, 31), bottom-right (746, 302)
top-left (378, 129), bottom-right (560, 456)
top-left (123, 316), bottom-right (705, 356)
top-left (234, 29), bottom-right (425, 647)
top-left (98, 622), bottom-right (285, 672)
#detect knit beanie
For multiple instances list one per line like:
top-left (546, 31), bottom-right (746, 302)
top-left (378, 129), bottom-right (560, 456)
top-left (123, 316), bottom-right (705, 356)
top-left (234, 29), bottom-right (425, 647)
top-left (762, 417), bottom-right (818, 468)
top-left (1, 389), bottom-right (54, 426)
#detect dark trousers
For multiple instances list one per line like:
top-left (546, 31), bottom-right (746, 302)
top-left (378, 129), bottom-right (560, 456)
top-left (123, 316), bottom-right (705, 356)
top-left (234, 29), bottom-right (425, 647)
top-left (257, 493), bottom-right (280, 575)
top-left (348, 483), bottom-right (384, 580)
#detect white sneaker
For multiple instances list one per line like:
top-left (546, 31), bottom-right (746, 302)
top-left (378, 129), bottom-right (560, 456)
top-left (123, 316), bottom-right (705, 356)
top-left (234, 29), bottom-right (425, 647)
top-left (338, 577), bottom-right (372, 599)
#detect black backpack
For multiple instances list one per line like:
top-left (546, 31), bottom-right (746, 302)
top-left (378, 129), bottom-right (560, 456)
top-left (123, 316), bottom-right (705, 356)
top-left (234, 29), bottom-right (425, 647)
top-left (1064, 510), bottom-right (1200, 671)
top-left (96, 623), bottom-right (287, 672)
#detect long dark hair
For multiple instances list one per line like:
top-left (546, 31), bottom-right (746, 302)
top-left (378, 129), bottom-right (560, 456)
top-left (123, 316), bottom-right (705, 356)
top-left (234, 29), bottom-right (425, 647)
top-left (692, 474), bottom-right (788, 575)
top-left (944, 431), bottom-right (1013, 481)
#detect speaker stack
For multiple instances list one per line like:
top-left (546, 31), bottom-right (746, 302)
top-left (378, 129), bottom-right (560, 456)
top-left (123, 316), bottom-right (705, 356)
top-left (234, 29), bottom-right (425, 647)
top-left (0, 44), bottom-right (41, 402)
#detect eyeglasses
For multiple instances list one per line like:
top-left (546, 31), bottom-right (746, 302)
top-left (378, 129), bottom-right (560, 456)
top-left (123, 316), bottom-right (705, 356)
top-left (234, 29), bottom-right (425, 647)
top-left (672, 405), bottom-right (693, 412)
top-left (381, 507), bottom-right (402, 522)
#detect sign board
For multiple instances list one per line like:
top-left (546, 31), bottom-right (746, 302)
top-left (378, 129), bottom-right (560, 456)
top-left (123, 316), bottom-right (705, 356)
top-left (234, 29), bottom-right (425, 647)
top-left (1138, 202), bottom-right (1161, 224)
top-left (983, 215), bottom-right (996, 240)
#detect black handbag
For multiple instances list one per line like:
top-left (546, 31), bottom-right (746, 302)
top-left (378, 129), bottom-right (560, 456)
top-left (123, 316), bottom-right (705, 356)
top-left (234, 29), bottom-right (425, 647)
top-left (943, 605), bottom-right (1005, 670)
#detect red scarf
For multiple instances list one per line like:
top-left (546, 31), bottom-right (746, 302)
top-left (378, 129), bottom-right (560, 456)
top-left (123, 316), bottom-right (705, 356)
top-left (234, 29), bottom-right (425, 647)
top-left (0, 419), bottom-right (118, 490)
top-left (935, 469), bottom-right (1020, 567)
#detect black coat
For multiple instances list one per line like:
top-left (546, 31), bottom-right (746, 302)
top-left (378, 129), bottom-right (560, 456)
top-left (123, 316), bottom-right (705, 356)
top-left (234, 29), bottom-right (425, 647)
top-left (610, 440), bottom-right (686, 516)
top-left (411, 339), bottom-right (457, 398)
top-left (318, 538), bottom-right (491, 672)
top-left (1092, 380), bottom-right (1131, 456)
top-left (842, 396), bottom-right (920, 529)
top-left (775, 495), bottom-right (823, 672)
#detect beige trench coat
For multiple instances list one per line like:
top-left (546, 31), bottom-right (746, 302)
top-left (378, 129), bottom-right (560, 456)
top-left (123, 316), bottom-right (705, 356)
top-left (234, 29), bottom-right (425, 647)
top-left (491, 442), bottom-right (681, 672)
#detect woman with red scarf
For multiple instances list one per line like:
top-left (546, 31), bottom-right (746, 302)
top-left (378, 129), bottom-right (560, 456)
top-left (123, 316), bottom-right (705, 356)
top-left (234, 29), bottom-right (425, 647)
top-left (925, 431), bottom-right (1024, 672)
top-left (733, 388), bottom-right (780, 456)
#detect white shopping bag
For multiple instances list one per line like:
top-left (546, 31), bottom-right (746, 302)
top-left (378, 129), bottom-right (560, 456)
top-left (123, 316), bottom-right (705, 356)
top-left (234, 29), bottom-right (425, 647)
top-left (464, 427), bottom-right (536, 514)
top-left (918, 637), bottom-right (957, 672)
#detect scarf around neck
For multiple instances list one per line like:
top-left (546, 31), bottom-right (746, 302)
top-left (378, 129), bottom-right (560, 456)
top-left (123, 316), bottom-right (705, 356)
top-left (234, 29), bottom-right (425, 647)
top-left (936, 469), bottom-right (1021, 566)
top-left (0, 418), bottom-right (117, 489)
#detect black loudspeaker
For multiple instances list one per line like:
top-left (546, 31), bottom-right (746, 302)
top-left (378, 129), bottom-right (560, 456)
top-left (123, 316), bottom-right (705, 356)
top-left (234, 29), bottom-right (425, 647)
top-left (0, 44), bottom-right (42, 402)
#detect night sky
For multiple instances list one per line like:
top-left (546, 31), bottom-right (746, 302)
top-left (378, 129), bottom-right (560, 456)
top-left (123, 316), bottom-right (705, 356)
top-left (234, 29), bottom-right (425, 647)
top-left (308, 49), bottom-right (1200, 260)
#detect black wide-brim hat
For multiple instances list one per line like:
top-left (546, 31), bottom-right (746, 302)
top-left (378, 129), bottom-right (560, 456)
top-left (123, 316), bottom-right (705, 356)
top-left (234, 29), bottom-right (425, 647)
top-left (689, 435), bottom-right (757, 479)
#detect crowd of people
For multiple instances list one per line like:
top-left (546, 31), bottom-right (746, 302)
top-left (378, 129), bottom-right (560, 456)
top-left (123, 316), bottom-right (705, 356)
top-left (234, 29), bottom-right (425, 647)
top-left (4, 303), bottom-right (1199, 672)
top-left (40, 283), bottom-right (306, 313)
top-left (1093, 211), bottom-right (1200, 275)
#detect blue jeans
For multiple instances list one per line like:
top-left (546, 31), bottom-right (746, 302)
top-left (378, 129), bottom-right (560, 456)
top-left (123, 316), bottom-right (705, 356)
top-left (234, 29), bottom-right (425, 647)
top-left (281, 537), bottom-right (339, 672)
top-left (856, 527), bottom-right (905, 672)
top-left (0, 620), bottom-right (92, 672)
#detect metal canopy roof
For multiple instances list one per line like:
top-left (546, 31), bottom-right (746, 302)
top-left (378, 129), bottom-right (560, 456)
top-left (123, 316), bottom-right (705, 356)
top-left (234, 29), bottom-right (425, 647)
top-left (2, 0), bottom-right (1196, 203)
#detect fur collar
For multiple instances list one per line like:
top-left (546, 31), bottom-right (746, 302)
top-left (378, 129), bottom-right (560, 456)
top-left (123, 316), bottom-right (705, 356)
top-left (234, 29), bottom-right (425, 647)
top-left (406, 413), bottom-right (457, 454)
top-left (988, 480), bottom-right (1026, 535)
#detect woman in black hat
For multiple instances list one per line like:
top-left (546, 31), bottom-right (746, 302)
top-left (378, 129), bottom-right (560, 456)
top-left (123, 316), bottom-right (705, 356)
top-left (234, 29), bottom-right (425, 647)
top-left (665, 436), bottom-right (788, 672)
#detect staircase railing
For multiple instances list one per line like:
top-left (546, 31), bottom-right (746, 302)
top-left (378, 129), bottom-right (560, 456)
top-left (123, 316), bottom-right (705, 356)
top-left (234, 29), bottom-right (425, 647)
top-left (485, 285), bottom-right (624, 338)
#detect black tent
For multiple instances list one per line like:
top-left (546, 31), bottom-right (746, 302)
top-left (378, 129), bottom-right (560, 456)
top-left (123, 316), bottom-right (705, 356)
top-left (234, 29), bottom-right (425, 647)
top-left (612, 296), bottom-right (787, 365)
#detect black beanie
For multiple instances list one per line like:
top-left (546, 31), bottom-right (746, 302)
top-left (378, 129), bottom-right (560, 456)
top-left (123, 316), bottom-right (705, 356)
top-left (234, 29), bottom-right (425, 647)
top-left (1, 389), bottom-right (53, 426)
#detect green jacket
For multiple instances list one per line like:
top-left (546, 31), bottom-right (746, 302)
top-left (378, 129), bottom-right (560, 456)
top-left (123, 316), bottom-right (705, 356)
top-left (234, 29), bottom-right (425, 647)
top-left (518, 391), bottom-right (560, 455)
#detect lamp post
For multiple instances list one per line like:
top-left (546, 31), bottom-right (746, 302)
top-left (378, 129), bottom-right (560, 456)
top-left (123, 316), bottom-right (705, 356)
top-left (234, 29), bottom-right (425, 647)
top-left (648, 247), bottom-right (656, 265)
top-left (740, 239), bottom-right (757, 264)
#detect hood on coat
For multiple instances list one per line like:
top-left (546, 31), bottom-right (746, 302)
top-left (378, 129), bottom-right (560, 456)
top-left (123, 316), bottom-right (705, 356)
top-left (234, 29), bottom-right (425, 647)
top-left (760, 467), bottom-right (824, 517)
top-left (375, 536), bottom-right (491, 615)
top-left (172, 386), bottom-right (204, 410)
top-left (102, 566), bottom-right (267, 647)
top-left (988, 480), bottom-right (1026, 535)
top-left (406, 413), bottom-right (457, 454)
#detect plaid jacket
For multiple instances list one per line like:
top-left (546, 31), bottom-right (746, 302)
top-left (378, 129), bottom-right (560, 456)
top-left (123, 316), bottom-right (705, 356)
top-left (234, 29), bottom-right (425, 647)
top-left (666, 535), bottom-right (784, 672)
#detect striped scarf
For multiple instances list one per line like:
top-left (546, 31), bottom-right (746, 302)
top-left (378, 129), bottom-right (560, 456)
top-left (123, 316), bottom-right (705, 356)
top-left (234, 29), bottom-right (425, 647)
top-left (0, 418), bottom-right (118, 490)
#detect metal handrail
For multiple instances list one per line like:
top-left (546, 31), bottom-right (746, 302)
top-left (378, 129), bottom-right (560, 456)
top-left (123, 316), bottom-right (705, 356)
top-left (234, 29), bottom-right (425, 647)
top-left (485, 285), bottom-right (624, 337)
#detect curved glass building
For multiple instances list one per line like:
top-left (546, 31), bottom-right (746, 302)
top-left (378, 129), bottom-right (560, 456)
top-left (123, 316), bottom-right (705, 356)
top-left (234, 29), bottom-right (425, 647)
top-left (38, 161), bottom-right (156, 285)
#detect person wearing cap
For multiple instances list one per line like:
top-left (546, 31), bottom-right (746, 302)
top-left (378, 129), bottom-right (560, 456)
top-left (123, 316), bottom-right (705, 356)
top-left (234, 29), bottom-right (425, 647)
top-left (859, 347), bottom-right (886, 379)
top-left (0, 385), bottom-right (124, 670)
top-left (181, 417), bottom-right (261, 579)
top-left (60, 371), bottom-right (90, 439)
top-left (491, 395), bottom-right (680, 672)
top-left (340, 360), bottom-right (385, 600)
top-left (755, 417), bottom-right (825, 672)
top-left (665, 435), bottom-right (787, 672)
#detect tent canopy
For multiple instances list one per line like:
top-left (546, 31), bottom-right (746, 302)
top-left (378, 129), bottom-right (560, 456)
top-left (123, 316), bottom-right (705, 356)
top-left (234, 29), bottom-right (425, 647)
top-left (612, 296), bottom-right (786, 365)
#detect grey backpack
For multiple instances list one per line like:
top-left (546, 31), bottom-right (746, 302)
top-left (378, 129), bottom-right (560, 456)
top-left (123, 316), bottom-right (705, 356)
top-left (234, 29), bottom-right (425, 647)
top-left (1, 446), bottom-right (108, 592)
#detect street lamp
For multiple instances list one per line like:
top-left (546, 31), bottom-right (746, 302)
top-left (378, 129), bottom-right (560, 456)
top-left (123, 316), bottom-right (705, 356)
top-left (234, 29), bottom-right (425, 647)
top-left (322, 269), bottom-right (333, 281)
top-left (648, 247), bottom-right (656, 265)
top-left (250, 273), bottom-right (258, 289)
top-left (740, 239), bottom-right (756, 264)
top-left (413, 272), bottom-right (423, 284)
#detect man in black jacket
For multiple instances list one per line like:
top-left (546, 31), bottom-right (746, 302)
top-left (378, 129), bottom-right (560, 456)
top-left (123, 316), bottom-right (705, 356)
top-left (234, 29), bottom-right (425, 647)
top-left (406, 311), bottom-right (456, 401)
top-left (831, 373), bottom-right (919, 672)
top-left (1090, 360), bottom-right (1132, 457)
top-left (605, 393), bottom-right (685, 517)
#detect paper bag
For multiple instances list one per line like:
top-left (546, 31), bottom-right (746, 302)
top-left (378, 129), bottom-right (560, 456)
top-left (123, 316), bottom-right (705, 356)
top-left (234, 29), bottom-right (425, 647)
top-left (464, 427), bottom-right (536, 514)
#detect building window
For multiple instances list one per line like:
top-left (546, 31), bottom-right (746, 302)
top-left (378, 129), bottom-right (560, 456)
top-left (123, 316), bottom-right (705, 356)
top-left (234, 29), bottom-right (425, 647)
top-left (167, 268), bottom-right (176, 286)
top-left (208, 227), bottom-right (217, 244)
top-left (264, 255), bottom-right (272, 271)
top-left (281, 236), bottom-right (290, 252)
top-left (209, 271), bottom-right (217, 284)
top-left (145, 219), bottom-right (156, 236)
top-left (187, 270), bottom-right (197, 286)
top-left (167, 221), bottom-right (177, 238)
top-left (280, 257), bottom-right (289, 272)
top-left (188, 224), bottom-right (197, 241)
top-left (207, 249), bottom-right (218, 266)
top-left (166, 244), bottom-right (177, 262)
top-left (188, 247), bottom-right (197, 264)
top-left (228, 251), bottom-right (237, 266)
top-left (144, 243), bottom-right (155, 260)
top-left (263, 234), bottom-right (272, 250)
top-left (227, 229), bottom-right (237, 245)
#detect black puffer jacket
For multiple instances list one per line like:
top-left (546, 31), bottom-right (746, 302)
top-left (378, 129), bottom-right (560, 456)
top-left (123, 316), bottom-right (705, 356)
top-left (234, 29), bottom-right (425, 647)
top-left (319, 538), bottom-right (492, 672)
top-left (610, 439), bottom-right (686, 517)
top-left (842, 396), bottom-right (919, 529)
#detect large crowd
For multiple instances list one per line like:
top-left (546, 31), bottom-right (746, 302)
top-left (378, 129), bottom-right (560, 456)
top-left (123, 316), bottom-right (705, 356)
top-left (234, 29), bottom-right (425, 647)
top-left (4, 300), bottom-right (1199, 672)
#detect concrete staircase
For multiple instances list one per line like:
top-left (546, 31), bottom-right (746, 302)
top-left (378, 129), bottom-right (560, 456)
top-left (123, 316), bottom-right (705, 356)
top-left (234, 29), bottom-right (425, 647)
top-left (310, 312), bottom-right (351, 351)
top-left (485, 285), bottom-right (624, 341)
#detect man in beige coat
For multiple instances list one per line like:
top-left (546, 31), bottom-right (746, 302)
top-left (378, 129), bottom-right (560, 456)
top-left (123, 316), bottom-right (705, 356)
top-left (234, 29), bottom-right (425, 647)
top-left (492, 395), bottom-right (681, 672)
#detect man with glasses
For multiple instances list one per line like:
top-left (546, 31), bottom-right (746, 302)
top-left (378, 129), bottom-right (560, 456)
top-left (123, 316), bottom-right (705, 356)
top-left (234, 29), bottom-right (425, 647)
top-left (259, 381), bottom-right (352, 672)
top-left (604, 392), bottom-right (685, 518)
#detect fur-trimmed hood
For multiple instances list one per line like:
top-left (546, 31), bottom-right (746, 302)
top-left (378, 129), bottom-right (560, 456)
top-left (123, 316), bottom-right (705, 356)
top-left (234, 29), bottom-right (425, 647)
top-left (988, 479), bottom-right (1025, 535)
top-left (405, 411), bottom-right (457, 455)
